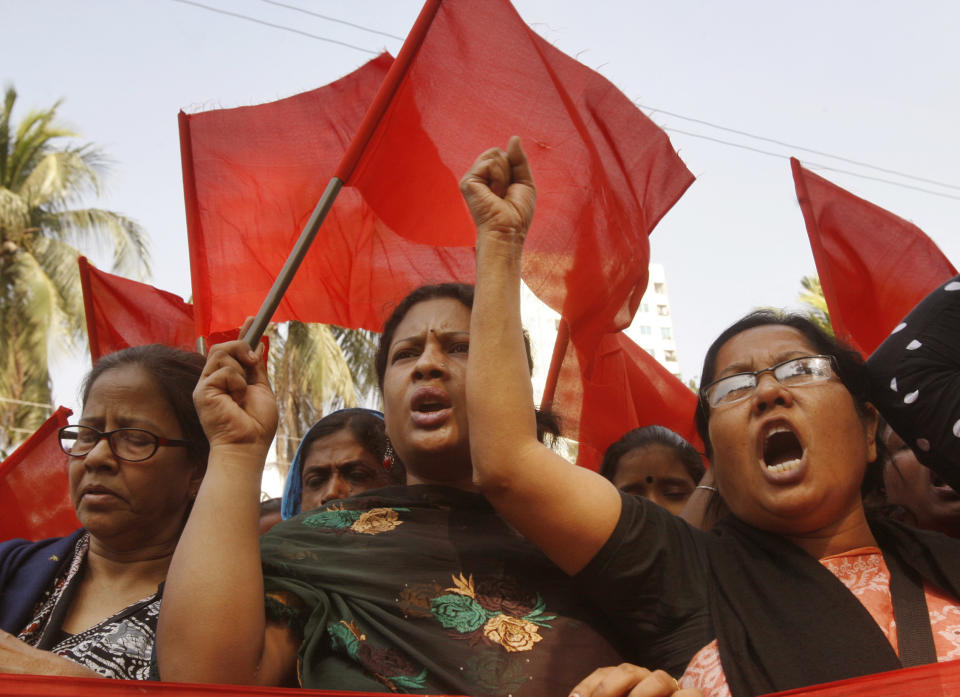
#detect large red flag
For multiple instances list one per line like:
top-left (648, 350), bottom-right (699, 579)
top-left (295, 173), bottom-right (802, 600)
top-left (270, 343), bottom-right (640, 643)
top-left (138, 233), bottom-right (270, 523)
top-left (0, 406), bottom-right (77, 541)
top-left (340, 0), bottom-right (693, 339)
top-left (181, 53), bottom-right (475, 336)
top-left (792, 158), bottom-right (957, 356)
top-left (79, 257), bottom-right (195, 363)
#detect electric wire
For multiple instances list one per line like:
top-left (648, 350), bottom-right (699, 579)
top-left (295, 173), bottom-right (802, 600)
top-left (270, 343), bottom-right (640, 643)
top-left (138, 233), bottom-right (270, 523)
top-left (258, 0), bottom-right (404, 41)
top-left (643, 103), bottom-right (960, 192)
top-left (663, 126), bottom-right (960, 201)
top-left (168, 0), bottom-right (380, 55)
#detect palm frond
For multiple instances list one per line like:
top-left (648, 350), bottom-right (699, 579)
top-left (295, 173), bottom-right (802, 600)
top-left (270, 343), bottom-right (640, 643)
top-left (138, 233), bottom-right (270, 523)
top-left (37, 207), bottom-right (150, 279)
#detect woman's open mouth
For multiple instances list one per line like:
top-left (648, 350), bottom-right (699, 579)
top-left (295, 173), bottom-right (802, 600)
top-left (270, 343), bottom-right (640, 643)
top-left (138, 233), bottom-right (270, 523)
top-left (761, 423), bottom-right (805, 478)
top-left (410, 388), bottom-right (452, 429)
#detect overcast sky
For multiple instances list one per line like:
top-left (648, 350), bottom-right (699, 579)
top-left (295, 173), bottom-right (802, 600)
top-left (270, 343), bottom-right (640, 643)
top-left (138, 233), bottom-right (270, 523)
top-left (4, 0), bottom-right (959, 416)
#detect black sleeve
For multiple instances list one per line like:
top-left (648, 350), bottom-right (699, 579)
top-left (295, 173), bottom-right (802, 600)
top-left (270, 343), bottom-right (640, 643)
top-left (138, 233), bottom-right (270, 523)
top-left (574, 492), bottom-right (713, 676)
top-left (866, 275), bottom-right (960, 489)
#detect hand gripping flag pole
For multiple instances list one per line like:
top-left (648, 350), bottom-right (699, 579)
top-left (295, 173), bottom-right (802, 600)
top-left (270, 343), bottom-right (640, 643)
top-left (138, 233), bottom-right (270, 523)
top-left (240, 0), bottom-right (443, 348)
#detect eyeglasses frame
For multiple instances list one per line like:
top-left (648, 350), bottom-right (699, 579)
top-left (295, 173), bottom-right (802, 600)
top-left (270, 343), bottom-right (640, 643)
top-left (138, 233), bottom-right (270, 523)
top-left (699, 354), bottom-right (840, 410)
top-left (58, 424), bottom-right (192, 463)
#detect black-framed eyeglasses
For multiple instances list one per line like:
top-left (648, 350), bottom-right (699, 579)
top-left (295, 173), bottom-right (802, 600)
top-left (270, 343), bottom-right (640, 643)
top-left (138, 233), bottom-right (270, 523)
top-left (699, 354), bottom-right (839, 409)
top-left (58, 425), bottom-right (191, 462)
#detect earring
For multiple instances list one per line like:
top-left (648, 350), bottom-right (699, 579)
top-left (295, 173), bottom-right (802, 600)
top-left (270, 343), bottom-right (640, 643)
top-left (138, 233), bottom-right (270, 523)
top-left (383, 439), bottom-right (396, 471)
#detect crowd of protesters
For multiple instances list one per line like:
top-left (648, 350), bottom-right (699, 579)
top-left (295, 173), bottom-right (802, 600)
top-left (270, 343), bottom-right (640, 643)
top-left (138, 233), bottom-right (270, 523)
top-left (0, 139), bottom-right (959, 697)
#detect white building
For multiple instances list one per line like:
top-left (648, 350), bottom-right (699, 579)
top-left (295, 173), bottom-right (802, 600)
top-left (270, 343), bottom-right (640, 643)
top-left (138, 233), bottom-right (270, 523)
top-left (521, 262), bottom-right (683, 403)
top-left (623, 263), bottom-right (682, 379)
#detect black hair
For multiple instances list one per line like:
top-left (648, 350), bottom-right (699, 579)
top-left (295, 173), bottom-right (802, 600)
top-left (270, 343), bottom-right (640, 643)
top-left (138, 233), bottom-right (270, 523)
top-left (298, 408), bottom-right (398, 482)
top-left (693, 310), bottom-right (882, 503)
top-left (375, 283), bottom-right (558, 445)
top-left (81, 344), bottom-right (209, 468)
top-left (600, 425), bottom-right (705, 484)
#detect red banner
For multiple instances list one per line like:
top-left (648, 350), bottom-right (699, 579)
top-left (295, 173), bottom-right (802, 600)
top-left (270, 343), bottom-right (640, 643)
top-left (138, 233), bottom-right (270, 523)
top-left (3, 659), bottom-right (960, 696)
top-left (0, 406), bottom-right (77, 541)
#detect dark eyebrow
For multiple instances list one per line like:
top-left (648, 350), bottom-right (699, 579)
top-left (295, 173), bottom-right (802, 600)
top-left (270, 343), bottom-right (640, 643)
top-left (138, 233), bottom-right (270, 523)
top-left (715, 350), bottom-right (814, 380)
top-left (78, 415), bottom-right (164, 431)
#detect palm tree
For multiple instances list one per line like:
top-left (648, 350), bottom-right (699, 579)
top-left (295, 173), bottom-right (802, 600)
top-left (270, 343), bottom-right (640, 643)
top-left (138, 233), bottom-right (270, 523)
top-left (797, 275), bottom-right (833, 336)
top-left (268, 321), bottom-right (379, 468)
top-left (0, 86), bottom-right (149, 455)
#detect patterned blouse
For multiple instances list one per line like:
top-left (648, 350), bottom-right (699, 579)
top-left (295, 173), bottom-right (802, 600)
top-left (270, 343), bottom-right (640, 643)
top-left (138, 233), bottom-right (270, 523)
top-left (261, 484), bottom-right (626, 695)
top-left (17, 533), bottom-right (161, 680)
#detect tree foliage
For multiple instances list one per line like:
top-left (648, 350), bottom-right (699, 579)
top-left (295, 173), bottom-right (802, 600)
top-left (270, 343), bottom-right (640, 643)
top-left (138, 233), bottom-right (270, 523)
top-left (267, 321), bottom-right (379, 468)
top-left (0, 87), bottom-right (149, 454)
top-left (797, 275), bottom-right (833, 336)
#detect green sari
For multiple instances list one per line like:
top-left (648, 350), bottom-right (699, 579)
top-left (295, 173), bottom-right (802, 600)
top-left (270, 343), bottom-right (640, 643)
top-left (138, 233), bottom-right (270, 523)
top-left (261, 485), bottom-right (625, 695)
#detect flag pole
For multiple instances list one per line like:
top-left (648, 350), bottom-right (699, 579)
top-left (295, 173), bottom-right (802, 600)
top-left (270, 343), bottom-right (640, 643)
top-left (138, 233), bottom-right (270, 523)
top-left (241, 0), bottom-right (442, 348)
top-left (241, 177), bottom-right (344, 347)
top-left (540, 318), bottom-right (569, 410)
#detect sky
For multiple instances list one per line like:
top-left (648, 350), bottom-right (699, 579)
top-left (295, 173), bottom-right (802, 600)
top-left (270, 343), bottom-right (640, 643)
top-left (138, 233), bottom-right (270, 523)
top-left (4, 0), bottom-right (959, 419)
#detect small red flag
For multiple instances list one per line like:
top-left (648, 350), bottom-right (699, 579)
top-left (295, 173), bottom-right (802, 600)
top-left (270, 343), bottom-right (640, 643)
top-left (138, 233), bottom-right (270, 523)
top-left (792, 158), bottom-right (957, 356)
top-left (79, 257), bottom-right (196, 363)
top-left (0, 406), bottom-right (77, 541)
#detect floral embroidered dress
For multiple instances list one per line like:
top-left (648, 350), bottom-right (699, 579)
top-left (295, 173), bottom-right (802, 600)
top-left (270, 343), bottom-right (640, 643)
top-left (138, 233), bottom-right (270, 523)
top-left (260, 485), bottom-right (626, 695)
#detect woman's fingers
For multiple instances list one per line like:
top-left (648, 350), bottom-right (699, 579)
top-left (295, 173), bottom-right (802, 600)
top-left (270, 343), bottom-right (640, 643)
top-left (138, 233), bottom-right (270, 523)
top-left (570, 663), bottom-right (651, 697)
top-left (460, 137), bottom-right (536, 240)
top-left (570, 665), bottom-right (699, 697)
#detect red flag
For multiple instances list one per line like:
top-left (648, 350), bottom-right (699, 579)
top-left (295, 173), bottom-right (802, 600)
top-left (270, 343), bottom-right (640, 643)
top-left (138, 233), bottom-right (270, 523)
top-left (80, 257), bottom-right (195, 363)
top-left (79, 257), bottom-right (264, 364)
top-left (792, 158), bottom-right (957, 356)
top-left (0, 406), bottom-right (77, 541)
top-left (340, 0), bottom-right (693, 339)
top-left (181, 53), bottom-right (475, 336)
top-left (547, 331), bottom-right (702, 471)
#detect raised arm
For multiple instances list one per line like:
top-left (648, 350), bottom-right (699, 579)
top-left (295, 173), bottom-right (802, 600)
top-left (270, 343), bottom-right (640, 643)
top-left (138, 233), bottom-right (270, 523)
top-left (465, 137), bottom-right (622, 575)
top-left (157, 340), bottom-right (295, 684)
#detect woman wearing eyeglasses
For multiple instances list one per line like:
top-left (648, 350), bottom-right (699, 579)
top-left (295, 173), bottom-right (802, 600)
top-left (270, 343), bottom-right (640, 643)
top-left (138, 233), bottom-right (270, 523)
top-left (0, 344), bottom-right (207, 680)
top-left (465, 139), bottom-right (960, 697)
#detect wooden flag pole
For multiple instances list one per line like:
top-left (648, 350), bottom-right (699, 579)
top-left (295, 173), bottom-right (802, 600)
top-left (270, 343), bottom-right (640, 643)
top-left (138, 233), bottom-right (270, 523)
top-left (241, 177), bottom-right (344, 347)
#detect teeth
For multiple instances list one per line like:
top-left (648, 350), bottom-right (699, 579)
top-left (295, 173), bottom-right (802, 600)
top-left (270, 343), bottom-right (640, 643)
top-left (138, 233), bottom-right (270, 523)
top-left (767, 458), bottom-right (801, 473)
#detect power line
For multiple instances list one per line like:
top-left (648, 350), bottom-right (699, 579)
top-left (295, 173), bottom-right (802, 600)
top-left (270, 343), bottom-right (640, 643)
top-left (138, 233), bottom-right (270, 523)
top-left (663, 126), bottom-right (960, 201)
top-left (643, 103), bottom-right (960, 192)
top-left (258, 0), bottom-right (404, 41)
top-left (168, 0), bottom-right (380, 55)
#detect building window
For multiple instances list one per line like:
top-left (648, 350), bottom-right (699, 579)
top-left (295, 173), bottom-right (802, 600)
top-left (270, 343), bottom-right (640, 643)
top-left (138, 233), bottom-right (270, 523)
top-left (657, 305), bottom-right (670, 316)
top-left (646, 348), bottom-right (657, 359)
top-left (639, 325), bottom-right (652, 336)
top-left (654, 282), bottom-right (666, 294)
top-left (661, 327), bottom-right (672, 340)
top-left (664, 350), bottom-right (677, 362)
top-left (639, 303), bottom-right (650, 313)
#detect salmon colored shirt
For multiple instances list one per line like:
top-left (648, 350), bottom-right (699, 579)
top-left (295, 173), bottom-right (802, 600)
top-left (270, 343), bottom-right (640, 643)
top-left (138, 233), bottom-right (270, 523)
top-left (680, 547), bottom-right (960, 697)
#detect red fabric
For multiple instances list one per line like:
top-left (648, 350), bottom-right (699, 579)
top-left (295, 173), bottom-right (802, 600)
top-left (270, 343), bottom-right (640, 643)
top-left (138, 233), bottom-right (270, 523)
top-left (80, 257), bottom-right (196, 363)
top-left (2, 663), bottom-right (960, 697)
top-left (79, 257), bottom-right (260, 361)
top-left (183, 1), bottom-right (691, 337)
top-left (181, 53), bottom-right (475, 336)
top-left (0, 406), bottom-right (77, 541)
top-left (765, 658), bottom-right (960, 697)
top-left (566, 331), bottom-right (702, 471)
top-left (344, 0), bottom-right (693, 340)
top-left (792, 158), bottom-right (957, 356)
top-left (0, 674), bottom-right (464, 696)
